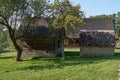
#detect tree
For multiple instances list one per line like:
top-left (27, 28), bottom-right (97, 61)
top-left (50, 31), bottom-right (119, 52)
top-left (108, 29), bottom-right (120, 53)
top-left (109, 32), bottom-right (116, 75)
top-left (0, 29), bottom-right (3, 53)
top-left (49, 0), bottom-right (84, 60)
top-left (90, 14), bottom-right (116, 19)
top-left (116, 12), bottom-right (120, 36)
top-left (0, 0), bottom-right (49, 61)
top-left (0, 27), bottom-right (2, 37)
top-left (0, 30), bottom-right (9, 53)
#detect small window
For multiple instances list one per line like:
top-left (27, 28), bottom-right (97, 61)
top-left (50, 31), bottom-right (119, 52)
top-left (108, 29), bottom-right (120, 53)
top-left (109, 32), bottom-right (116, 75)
top-left (69, 39), bottom-right (74, 44)
top-left (75, 39), bottom-right (79, 44)
top-left (64, 39), bottom-right (68, 45)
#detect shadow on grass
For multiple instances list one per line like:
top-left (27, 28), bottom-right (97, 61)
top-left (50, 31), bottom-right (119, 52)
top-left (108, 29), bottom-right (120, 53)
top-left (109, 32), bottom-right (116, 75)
top-left (18, 50), bottom-right (120, 71)
top-left (0, 56), bottom-right (15, 59)
top-left (65, 51), bottom-right (80, 56)
top-left (0, 51), bottom-right (15, 60)
top-left (19, 64), bottom-right (65, 70)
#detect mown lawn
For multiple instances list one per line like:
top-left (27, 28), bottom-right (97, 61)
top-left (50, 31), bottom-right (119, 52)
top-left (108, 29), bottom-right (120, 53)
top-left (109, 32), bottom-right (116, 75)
top-left (0, 49), bottom-right (120, 80)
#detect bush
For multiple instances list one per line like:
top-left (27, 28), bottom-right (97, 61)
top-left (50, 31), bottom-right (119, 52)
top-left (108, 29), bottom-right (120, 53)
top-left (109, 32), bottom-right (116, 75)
top-left (0, 30), bottom-right (11, 53)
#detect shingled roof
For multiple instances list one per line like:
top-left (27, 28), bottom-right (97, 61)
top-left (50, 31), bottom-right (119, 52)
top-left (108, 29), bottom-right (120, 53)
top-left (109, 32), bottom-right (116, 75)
top-left (65, 18), bottom-right (115, 38)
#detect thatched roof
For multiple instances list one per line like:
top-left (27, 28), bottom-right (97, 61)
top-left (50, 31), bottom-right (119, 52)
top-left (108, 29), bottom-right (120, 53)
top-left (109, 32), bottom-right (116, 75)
top-left (80, 18), bottom-right (114, 30)
top-left (19, 26), bottom-right (62, 38)
top-left (18, 18), bottom-right (62, 38)
top-left (79, 31), bottom-right (115, 47)
top-left (66, 18), bottom-right (115, 38)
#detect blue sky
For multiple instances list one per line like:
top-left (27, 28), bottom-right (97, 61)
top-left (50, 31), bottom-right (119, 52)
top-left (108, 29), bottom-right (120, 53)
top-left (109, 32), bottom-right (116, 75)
top-left (51, 0), bottom-right (120, 17)
top-left (71, 0), bottom-right (120, 17)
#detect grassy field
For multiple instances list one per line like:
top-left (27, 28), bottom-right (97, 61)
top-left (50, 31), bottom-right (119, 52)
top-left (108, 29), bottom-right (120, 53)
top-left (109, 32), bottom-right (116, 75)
top-left (0, 49), bottom-right (120, 80)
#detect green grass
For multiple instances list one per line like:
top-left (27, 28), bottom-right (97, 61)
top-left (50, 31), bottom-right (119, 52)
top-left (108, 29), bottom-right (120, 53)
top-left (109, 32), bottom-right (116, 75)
top-left (0, 49), bottom-right (120, 80)
top-left (116, 40), bottom-right (120, 46)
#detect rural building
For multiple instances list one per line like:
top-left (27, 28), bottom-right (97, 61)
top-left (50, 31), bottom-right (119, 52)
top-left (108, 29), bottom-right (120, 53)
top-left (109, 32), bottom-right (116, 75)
top-left (18, 18), bottom-right (116, 58)
top-left (65, 25), bottom-right (81, 48)
top-left (79, 18), bottom-right (116, 56)
top-left (18, 18), bottom-right (63, 59)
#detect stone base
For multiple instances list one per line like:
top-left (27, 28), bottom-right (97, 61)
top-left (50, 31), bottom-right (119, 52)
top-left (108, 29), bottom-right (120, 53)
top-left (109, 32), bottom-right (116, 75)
top-left (80, 46), bottom-right (115, 57)
top-left (19, 40), bottom-right (63, 60)
top-left (21, 50), bottom-right (55, 60)
top-left (21, 48), bottom-right (63, 60)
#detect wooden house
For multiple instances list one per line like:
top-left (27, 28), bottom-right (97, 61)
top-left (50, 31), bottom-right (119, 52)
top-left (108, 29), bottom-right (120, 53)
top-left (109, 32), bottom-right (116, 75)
top-left (79, 18), bottom-right (116, 56)
top-left (18, 18), bottom-right (63, 59)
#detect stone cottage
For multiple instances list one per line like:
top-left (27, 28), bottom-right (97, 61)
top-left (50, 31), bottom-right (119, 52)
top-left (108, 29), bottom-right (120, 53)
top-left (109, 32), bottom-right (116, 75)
top-left (18, 18), bottom-right (116, 58)
top-left (18, 18), bottom-right (63, 59)
top-left (79, 18), bottom-right (116, 56)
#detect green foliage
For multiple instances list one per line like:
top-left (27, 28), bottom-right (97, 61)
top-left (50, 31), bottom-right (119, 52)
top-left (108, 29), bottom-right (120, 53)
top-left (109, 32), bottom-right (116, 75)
top-left (0, 31), bottom-right (7, 52)
top-left (50, 0), bottom-right (84, 29)
top-left (0, 50), bottom-right (120, 80)
top-left (0, 0), bottom-right (49, 26)
top-left (0, 41), bottom-right (3, 53)
top-left (0, 0), bottom-right (50, 40)
top-left (116, 12), bottom-right (120, 36)
top-left (116, 12), bottom-right (120, 26)
top-left (0, 30), bottom-right (12, 52)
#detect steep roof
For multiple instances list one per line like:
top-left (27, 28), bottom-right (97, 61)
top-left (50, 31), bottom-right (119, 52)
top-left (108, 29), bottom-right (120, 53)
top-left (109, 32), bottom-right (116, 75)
top-left (18, 18), bottom-right (62, 38)
top-left (79, 31), bottom-right (115, 47)
top-left (19, 26), bottom-right (62, 38)
top-left (65, 18), bottom-right (115, 38)
top-left (80, 18), bottom-right (114, 30)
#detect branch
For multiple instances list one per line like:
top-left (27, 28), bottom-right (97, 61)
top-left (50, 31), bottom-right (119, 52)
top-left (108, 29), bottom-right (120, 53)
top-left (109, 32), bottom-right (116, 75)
top-left (0, 21), bottom-right (8, 27)
top-left (24, 17), bottom-right (36, 29)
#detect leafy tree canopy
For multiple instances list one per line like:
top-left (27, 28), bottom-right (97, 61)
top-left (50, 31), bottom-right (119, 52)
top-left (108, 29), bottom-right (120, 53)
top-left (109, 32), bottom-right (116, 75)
top-left (50, 0), bottom-right (84, 29)
top-left (116, 12), bottom-right (120, 27)
top-left (116, 12), bottom-right (120, 36)
top-left (90, 14), bottom-right (116, 19)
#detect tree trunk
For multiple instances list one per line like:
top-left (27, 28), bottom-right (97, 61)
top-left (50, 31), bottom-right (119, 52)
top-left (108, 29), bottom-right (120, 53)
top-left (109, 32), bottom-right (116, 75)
top-left (11, 38), bottom-right (23, 61)
top-left (8, 29), bottom-right (23, 61)
top-left (61, 41), bottom-right (65, 60)
top-left (61, 28), bottom-right (65, 60)
top-left (16, 47), bottom-right (22, 61)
